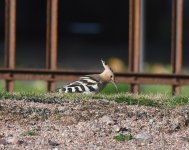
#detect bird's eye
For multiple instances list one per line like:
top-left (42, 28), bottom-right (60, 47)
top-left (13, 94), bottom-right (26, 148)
top-left (110, 75), bottom-right (113, 78)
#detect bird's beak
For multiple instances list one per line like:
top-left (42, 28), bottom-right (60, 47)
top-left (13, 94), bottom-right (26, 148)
top-left (111, 80), bottom-right (118, 93)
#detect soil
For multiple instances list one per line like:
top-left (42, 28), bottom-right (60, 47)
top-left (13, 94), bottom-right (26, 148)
top-left (0, 99), bottom-right (189, 150)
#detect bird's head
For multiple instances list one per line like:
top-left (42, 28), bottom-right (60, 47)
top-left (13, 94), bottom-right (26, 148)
top-left (100, 59), bottom-right (118, 91)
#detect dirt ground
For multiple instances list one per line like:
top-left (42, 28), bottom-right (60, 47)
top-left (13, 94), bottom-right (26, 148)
top-left (0, 98), bottom-right (189, 150)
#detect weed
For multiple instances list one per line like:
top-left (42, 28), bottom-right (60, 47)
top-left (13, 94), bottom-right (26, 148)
top-left (21, 129), bottom-right (38, 136)
top-left (113, 133), bottom-right (133, 141)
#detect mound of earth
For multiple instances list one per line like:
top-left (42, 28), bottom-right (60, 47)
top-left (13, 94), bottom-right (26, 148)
top-left (0, 99), bottom-right (189, 149)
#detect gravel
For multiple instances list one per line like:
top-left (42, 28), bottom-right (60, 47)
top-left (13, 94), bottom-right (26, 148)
top-left (0, 99), bottom-right (189, 149)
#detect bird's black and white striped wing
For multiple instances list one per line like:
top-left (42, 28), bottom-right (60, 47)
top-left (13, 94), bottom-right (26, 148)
top-left (56, 75), bottom-right (105, 94)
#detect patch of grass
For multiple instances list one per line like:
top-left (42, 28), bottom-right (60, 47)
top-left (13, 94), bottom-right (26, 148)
top-left (0, 91), bottom-right (189, 108)
top-left (1, 80), bottom-right (189, 96)
top-left (102, 84), bottom-right (173, 95)
top-left (164, 96), bottom-right (189, 108)
top-left (113, 134), bottom-right (133, 142)
top-left (0, 80), bottom-right (4, 91)
top-left (101, 83), bottom-right (129, 94)
top-left (181, 86), bottom-right (189, 96)
top-left (94, 93), bottom-right (160, 107)
top-left (21, 129), bottom-right (38, 136)
top-left (140, 85), bottom-right (172, 95)
top-left (14, 81), bottom-right (47, 93)
top-left (0, 80), bottom-right (46, 93)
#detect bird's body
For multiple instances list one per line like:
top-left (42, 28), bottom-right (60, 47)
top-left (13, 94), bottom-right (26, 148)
top-left (56, 74), bottom-right (107, 94)
top-left (56, 60), bottom-right (117, 94)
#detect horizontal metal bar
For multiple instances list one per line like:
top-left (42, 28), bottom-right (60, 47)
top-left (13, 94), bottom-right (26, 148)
top-left (1, 69), bottom-right (189, 85)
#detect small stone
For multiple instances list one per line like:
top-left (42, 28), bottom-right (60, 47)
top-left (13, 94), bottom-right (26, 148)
top-left (87, 143), bottom-right (97, 148)
top-left (136, 112), bottom-right (148, 119)
top-left (7, 136), bottom-right (19, 144)
top-left (0, 134), bottom-right (4, 138)
top-left (120, 127), bottom-right (131, 133)
top-left (100, 99), bottom-right (110, 104)
top-left (171, 116), bottom-right (185, 131)
top-left (48, 140), bottom-right (60, 147)
top-left (0, 139), bottom-right (7, 145)
top-left (181, 136), bottom-right (189, 142)
top-left (136, 132), bottom-right (152, 141)
top-left (17, 140), bottom-right (25, 145)
top-left (149, 119), bottom-right (155, 124)
top-left (100, 115), bottom-right (114, 125)
top-left (112, 125), bottom-right (121, 132)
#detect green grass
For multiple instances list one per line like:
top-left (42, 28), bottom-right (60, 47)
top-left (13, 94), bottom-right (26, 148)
top-left (1, 80), bottom-right (189, 108)
top-left (1, 80), bottom-right (189, 96)
top-left (0, 91), bottom-right (189, 108)
top-left (101, 83), bottom-right (129, 94)
top-left (21, 129), bottom-right (38, 136)
top-left (140, 85), bottom-right (172, 95)
top-left (113, 134), bottom-right (133, 142)
top-left (14, 81), bottom-right (47, 93)
top-left (181, 86), bottom-right (189, 96)
top-left (102, 84), bottom-right (189, 96)
top-left (0, 80), bottom-right (4, 91)
top-left (0, 80), bottom-right (46, 93)
top-left (102, 84), bottom-right (172, 95)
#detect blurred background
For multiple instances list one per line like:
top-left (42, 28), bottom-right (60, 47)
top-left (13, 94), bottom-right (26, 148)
top-left (0, 0), bottom-right (189, 94)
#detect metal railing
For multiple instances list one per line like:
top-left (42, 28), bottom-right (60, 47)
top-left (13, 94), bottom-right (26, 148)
top-left (0, 0), bottom-right (187, 95)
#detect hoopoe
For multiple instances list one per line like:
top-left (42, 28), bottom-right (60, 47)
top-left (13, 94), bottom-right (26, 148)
top-left (56, 59), bottom-right (118, 94)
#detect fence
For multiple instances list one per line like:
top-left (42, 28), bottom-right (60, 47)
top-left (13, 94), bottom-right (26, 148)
top-left (0, 0), bottom-right (188, 95)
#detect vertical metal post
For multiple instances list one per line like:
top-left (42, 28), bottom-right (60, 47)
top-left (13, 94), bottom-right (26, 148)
top-left (46, 0), bottom-right (58, 92)
top-left (140, 0), bottom-right (145, 72)
top-left (171, 0), bottom-right (183, 95)
top-left (5, 0), bottom-right (16, 92)
top-left (129, 0), bottom-right (141, 93)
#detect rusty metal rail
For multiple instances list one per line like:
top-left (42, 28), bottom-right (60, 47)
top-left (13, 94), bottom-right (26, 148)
top-left (1, 0), bottom-right (186, 95)
top-left (1, 69), bottom-right (189, 86)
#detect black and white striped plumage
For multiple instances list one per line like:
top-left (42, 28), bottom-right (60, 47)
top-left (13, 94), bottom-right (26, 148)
top-left (56, 60), bottom-right (117, 94)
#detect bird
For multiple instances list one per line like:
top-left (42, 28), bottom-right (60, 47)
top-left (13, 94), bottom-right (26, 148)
top-left (56, 59), bottom-right (118, 94)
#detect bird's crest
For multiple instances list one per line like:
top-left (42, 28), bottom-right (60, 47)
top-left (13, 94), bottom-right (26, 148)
top-left (101, 59), bottom-right (112, 71)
